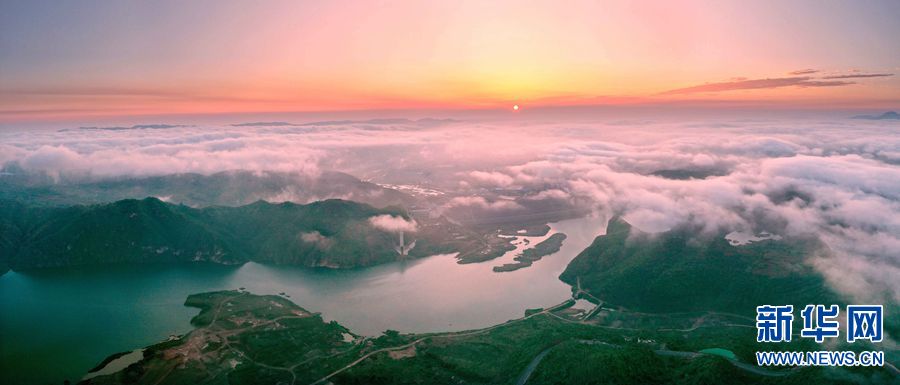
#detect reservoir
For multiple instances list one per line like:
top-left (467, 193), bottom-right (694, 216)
top-left (0, 215), bottom-right (606, 384)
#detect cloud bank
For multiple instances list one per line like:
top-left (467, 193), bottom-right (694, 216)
top-left (788, 69), bottom-right (819, 75)
top-left (661, 68), bottom-right (894, 95)
top-left (2, 116), bottom-right (898, 306)
top-left (821, 73), bottom-right (894, 79)
top-left (453, 121), bottom-right (900, 305)
top-left (662, 77), bottom-right (853, 95)
top-left (368, 215), bottom-right (418, 233)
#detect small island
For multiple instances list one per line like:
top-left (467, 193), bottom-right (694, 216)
top-left (493, 233), bottom-right (567, 272)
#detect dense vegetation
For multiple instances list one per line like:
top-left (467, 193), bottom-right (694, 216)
top-left (525, 341), bottom-right (873, 385)
top-left (0, 197), bottom-right (505, 270)
top-left (0, 168), bottom-right (412, 208)
top-left (83, 290), bottom-right (361, 385)
top-left (559, 217), bottom-right (840, 315)
top-left (81, 291), bottom-right (895, 385)
top-left (493, 233), bottom-right (567, 272)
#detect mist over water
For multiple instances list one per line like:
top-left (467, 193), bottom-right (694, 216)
top-left (2, 114), bottom-right (899, 385)
top-left (3, 115), bottom-right (898, 305)
top-left (2, 2), bottom-right (898, 383)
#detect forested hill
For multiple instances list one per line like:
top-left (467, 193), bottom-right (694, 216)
top-left (559, 217), bottom-right (841, 315)
top-left (0, 197), bottom-right (500, 271)
top-left (0, 169), bottom-right (413, 209)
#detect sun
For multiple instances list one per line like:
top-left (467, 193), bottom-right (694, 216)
top-left (513, 104), bottom-right (519, 111)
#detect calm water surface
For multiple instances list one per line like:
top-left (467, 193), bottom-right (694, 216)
top-left (0, 215), bottom-right (606, 384)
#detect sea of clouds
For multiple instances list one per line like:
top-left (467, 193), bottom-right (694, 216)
top-left (1, 116), bottom-right (898, 305)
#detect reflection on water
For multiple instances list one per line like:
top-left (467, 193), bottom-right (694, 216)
top-left (0, 215), bottom-right (606, 384)
top-left (493, 228), bottom-right (558, 267)
top-left (82, 349), bottom-right (145, 380)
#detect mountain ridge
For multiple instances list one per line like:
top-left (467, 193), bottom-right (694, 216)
top-left (559, 217), bottom-right (840, 314)
top-left (1, 197), bottom-right (509, 270)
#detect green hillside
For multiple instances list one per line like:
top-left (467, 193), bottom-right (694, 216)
top-left (559, 217), bottom-right (840, 314)
top-left (81, 291), bottom-right (894, 385)
top-left (11, 198), bottom-right (244, 268)
top-left (1, 197), bottom-right (505, 270)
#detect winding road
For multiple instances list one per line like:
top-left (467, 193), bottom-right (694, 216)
top-left (514, 339), bottom-right (797, 385)
top-left (308, 299), bottom-right (575, 385)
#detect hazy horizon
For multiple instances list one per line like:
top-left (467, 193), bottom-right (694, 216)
top-left (1, 2), bottom-right (898, 384)
top-left (4, 114), bottom-right (899, 308)
top-left (2, 0), bottom-right (899, 122)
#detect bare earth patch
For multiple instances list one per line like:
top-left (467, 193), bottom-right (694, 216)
top-left (388, 345), bottom-right (417, 359)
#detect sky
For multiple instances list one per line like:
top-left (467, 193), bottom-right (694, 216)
top-left (1, 0), bottom-right (899, 122)
top-left (2, 0), bottom-right (899, 340)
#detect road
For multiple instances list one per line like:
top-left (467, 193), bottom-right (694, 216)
top-left (514, 346), bottom-right (555, 385)
top-left (514, 339), bottom-right (797, 385)
top-left (308, 299), bottom-right (575, 385)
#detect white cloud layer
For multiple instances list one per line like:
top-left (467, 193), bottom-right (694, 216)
top-left (368, 214), bottom-right (418, 233)
top-left (2, 116), bottom-right (898, 304)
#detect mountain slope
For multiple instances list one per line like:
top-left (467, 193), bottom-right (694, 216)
top-left (0, 169), bottom-right (413, 209)
top-left (559, 217), bottom-right (840, 314)
top-left (2, 197), bottom-right (508, 270)
top-left (11, 198), bottom-right (244, 268)
top-left (81, 291), bottom-right (892, 385)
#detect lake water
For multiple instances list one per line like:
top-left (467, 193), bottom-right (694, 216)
top-left (0, 215), bottom-right (606, 384)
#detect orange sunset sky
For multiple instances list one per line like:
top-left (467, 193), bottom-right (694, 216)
top-left (1, 0), bottom-right (899, 121)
